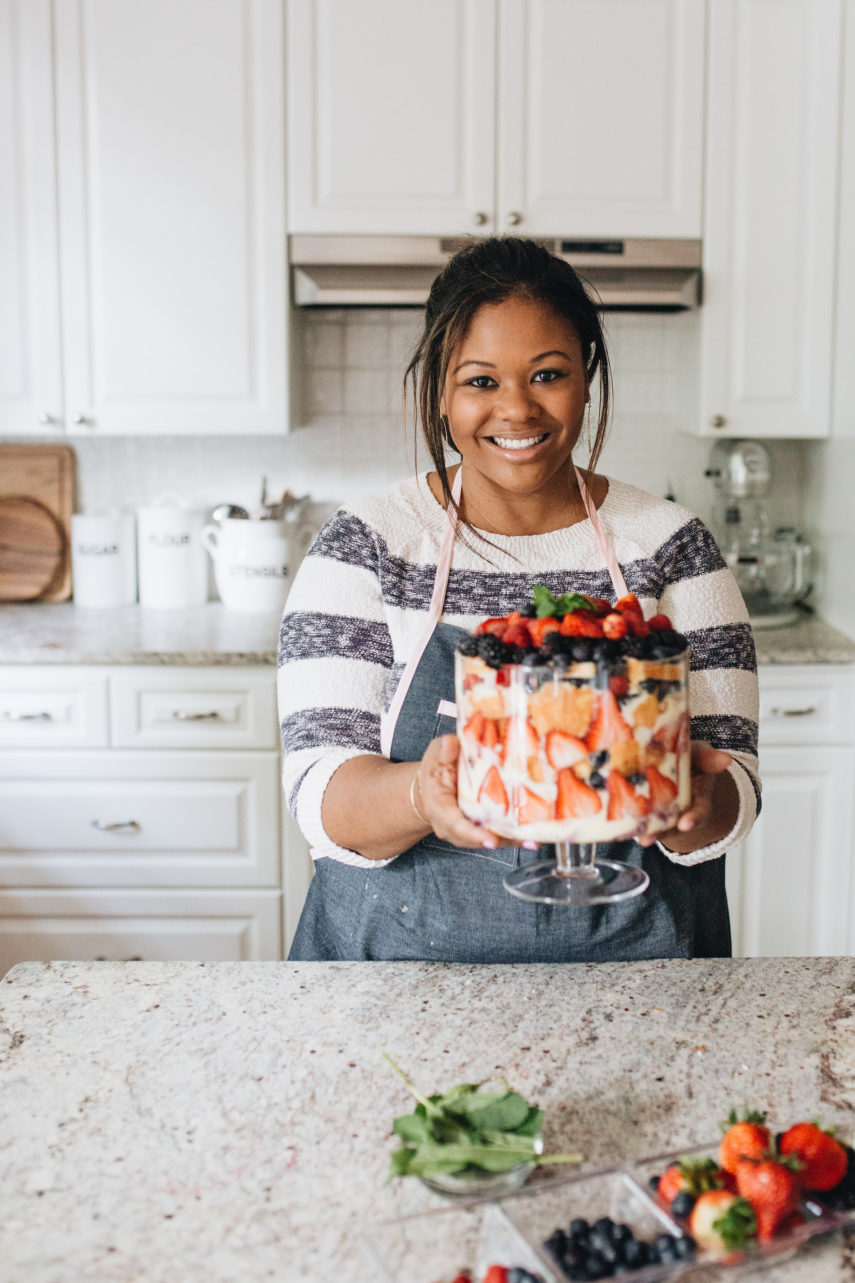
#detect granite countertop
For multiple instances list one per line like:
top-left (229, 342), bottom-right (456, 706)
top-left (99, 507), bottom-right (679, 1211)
top-left (2, 958), bottom-right (855, 1282)
top-left (0, 602), bottom-right (854, 667)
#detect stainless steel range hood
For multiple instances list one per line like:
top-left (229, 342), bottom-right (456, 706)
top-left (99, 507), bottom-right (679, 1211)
top-left (290, 235), bottom-right (702, 311)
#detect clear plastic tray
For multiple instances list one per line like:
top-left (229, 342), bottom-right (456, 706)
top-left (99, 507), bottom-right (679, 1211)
top-left (362, 1149), bottom-right (855, 1283)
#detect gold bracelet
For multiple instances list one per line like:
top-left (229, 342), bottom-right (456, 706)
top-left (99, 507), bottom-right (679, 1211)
top-left (409, 769), bottom-right (430, 827)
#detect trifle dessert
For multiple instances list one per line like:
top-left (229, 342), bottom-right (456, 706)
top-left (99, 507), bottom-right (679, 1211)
top-left (455, 588), bottom-right (691, 844)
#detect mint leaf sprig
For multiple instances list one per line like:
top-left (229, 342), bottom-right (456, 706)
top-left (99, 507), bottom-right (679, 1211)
top-left (383, 1053), bottom-right (582, 1183)
top-left (532, 585), bottom-right (596, 619)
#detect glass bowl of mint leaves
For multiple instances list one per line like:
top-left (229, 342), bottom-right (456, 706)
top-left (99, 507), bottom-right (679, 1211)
top-left (384, 1054), bottom-right (581, 1198)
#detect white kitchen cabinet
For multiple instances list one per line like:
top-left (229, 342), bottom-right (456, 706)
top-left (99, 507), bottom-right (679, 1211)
top-left (697, 0), bottom-right (843, 440)
top-left (0, 666), bottom-right (285, 971)
top-left (725, 666), bottom-right (855, 957)
top-left (1, 0), bottom-right (288, 438)
top-left (287, 0), bottom-right (705, 238)
top-left (832, 0), bottom-right (855, 436)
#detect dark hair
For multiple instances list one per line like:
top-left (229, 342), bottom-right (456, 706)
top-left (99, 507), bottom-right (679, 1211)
top-left (404, 236), bottom-right (612, 526)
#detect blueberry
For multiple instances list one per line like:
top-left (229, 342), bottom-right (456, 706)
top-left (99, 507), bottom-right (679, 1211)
top-left (648, 1173), bottom-right (661, 1191)
top-left (670, 1190), bottom-right (696, 1218)
top-left (674, 1235), bottom-right (697, 1258)
top-left (611, 1223), bottom-right (631, 1244)
top-left (640, 677), bottom-right (659, 693)
top-left (628, 772), bottom-right (646, 787)
top-left (544, 1228), bottom-right (568, 1258)
top-left (589, 750), bottom-right (609, 767)
top-left (570, 639), bottom-right (593, 662)
top-left (654, 1233), bottom-right (677, 1253)
top-left (622, 1239), bottom-right (647, 1268)
top-left (583, 1251), bottom-right (608, 1279)
top-left (569, 1217), bottom-right (591, 1237)
top-left (588, 771), bottom-right (605, 789)
top-left (593, 1216), bottom-right (615, 1237)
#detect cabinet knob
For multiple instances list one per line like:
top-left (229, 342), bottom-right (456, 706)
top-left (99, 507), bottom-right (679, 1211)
top-left (90, 819), bottom-right (141, 834)
top-left (37, 412), bottom-right (57, 426)
top-left (710, 414), bottom-right (727, 429)
top-left (507, 211), bottom-right (523, 226)
top-left (72, 412), bottom-right (93, 426)
top-left (472, 211), bottom-right (489, 226)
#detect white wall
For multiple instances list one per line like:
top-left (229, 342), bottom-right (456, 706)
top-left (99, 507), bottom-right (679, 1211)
top-left (69, 308), bottom-right (812, 543)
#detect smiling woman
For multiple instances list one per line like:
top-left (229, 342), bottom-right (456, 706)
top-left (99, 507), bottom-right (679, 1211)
top-left (277, 237), bottom-right (760, 964)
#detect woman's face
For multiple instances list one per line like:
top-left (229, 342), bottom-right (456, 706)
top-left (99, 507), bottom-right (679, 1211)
top-left (441, 295), bottom-right (590, 506)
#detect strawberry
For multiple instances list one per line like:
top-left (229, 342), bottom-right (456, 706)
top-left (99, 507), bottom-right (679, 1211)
top-left (462, 711), bottom-right (487, 755)
top-left (559, 612), bottom-right (603, 638)
top-left (482, 1268), bottom-right (508, 1283)
top-left (502, 624), bottom-right (532, 650)
top-left (719, 1110), bottom-right (772, 1175)
top-left (735, 1155), bottom-right (802, 1242)
top-left (615, 593), bottom-right (642, 614)
top-left (499, 718), bottom-right (541, 765)
top-left (645, 765), bottom-right (678, 808)
top-left (601, 611), bottom-right (628, 640)
top-left (779, 1122), bottom-right (848, 1191)
top-left (689, 1190), bottom-right (756, 1254)
top-left (450, 1274), bottom-right (472, 1283)
top-left (556, 768), bottom-right (602, 819)
top-left (657, 1156), bottom-right (726, 1205)
top-left (609, 674), bottom-right (629, 698)
top-left (477, 765), bottom-right (508, 813)
top-left (586, 596), bottom-right (613, 615)
top-left (586, 690), bottom-right (632, 751)
top-left (648, 612), bottom-right (673, 631)
top-left (515, 786), bottom-right (553, 825)
top-left (480, 719), bottom-right (500, 751)
top-left (476, 617), bottom-right (509, 637)
top-left (527, 616), bottom-right (561, 646)
top-left (545, 729), bottom-right (588, 770)
top-left (606, 770), bottom-right (650, 821)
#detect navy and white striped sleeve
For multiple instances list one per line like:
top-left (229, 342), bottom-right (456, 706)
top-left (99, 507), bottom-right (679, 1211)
top-left (654, 517), bottom-right (761, 866)
top-left (277, 510), bottom-right (395, 866)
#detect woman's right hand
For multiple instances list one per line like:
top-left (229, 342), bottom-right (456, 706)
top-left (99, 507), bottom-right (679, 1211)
top-left (418, 734), bottom-right (527, 852)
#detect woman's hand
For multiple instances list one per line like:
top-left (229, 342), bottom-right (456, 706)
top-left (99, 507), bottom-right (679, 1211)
top-left (636, 740), bottom-right (737, 853)
top-left (418, 734), bottom-right (526, 852)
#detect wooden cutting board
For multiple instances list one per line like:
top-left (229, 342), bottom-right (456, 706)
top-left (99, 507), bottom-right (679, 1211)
top-left (0, 497), bottom-right (67, 602)
top-left (0, 444), bottom-right (75, 601)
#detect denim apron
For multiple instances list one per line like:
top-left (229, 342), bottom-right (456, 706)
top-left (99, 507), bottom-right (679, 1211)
top-left (288, 469), bottom-right (731, 962)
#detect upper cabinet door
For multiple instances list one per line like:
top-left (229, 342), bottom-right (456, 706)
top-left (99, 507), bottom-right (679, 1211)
top-left (0, 0), bottom-right (64, 437)
top-left (497, 0), bottom-right (705, 238)
top-left (287, 0), bottom-right (496, 235)
top-left (53, 0), bottom-right (287, 436)
top-left (699, 0), bottom-right (842, 439)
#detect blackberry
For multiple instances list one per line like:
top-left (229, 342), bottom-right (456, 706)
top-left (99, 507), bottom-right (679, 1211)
top-left (477, 634), bottom-right (511, 668)
top-left (570, 638), bottom-right (594, 662)
top-left (457, 635), bottom-right (480, 657)
top-left (510, 646), bottom-right (530, 664)
top-left (657, 628), bottom-right (688, 654)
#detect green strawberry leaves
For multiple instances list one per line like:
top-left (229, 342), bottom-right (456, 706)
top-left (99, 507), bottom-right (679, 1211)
top-left (383, 1053), bottom-right (580, 1183)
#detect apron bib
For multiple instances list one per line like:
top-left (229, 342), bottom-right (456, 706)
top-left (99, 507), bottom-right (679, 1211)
top-left (288, 469), bottom-right (731, 962)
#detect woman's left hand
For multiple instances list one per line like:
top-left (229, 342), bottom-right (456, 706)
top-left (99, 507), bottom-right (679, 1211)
top-left (636, 740), bottom-right (734, 851)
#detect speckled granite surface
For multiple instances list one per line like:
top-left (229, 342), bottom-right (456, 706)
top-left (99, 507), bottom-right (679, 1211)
top-left (2, 959), bottom-right (854, 1282)
top-left (0, 602), bottom-right (853, 667)
top-left (0, 602), bottom-right (282, 665)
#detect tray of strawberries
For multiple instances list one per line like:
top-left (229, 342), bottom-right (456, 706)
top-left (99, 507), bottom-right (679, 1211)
top-left (363, 1110), bottom-right (855, 1283)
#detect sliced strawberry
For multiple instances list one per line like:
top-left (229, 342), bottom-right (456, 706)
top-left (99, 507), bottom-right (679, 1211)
top-left (556, 768), bottom-right (602, 819)
top-left (607, 770), bottom-right (650, 821)
top-left (499, 718), bottom-right (541, 764)
top-left (586, 690), bottom-right (633, 751)
top-left (527, 616), bottom-right (561, 646)
top-left (657, 711), bottom-right (690, 754)
top-left (478, 765), bottom-right (508, 813)
top-left (476, 617), bottom-right (509, 637)
top-left (515, 786), bottom-right (553, 824)
top-left (503, 623), bottom-right (533, 649)
top-left (648, 612), bottom-right (673, 631)
top-left (462, 711), bottom-right (486, 751)
top-left (615, 593), bottom-right (642, 614)
top-left (559, 612), bottom-right (604, 638)
top-left (481, 718), bottom-right (500, 750)
top-left (545, 729), bottom-right (588, 770)
top-left (602, 612), bottom-right (628, 640)
top-left (645, 766), bottom-right (678, 808)
top-left (482, 1267), bottom-right (508, 1283)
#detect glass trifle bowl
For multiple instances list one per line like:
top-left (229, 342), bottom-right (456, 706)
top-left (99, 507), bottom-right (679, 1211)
top-left (455, 590), bottom-right (691, 905)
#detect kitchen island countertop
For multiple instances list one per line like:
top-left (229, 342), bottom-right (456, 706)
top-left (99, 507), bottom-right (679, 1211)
top-left (0, 601), bottom-right (853, 666)
top-left (2, 958), bottom-right (855, 1282)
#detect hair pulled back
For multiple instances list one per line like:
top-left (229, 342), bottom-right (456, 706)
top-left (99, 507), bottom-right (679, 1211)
top-left (405, 236), bottom-right (612, 521)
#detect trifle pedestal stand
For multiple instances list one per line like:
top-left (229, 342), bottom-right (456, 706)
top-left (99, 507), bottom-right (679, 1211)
top-left (503, 840), bottom-right (650, 905)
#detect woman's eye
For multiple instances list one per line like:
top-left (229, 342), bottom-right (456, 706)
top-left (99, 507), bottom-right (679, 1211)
top-left (532, 368), bottom-right (564, 384)
top-left (465, 375), bottom-right (497, 389)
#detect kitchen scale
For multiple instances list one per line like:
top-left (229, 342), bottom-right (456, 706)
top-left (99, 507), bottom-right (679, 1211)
top-left (706, 440), bottom-right (811, 628)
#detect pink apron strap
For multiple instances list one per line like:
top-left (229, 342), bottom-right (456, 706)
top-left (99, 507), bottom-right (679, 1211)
top-left (380, 470), bottom-right (462, 758)
top-left (574, 464), bottom-right (629, 601)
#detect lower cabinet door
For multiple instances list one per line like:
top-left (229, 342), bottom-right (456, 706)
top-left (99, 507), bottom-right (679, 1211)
top-left (0, 889), bottom-right (282, 975)
top-left (725, 745), bottom-right (855, 957)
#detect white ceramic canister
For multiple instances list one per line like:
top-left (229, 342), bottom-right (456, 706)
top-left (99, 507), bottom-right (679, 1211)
top-left (136, 494), bottom-right (208, 609)
top-left (202, 518), bottom-right (295, 613)
top-left (70, 510), bottom-right (138, 608)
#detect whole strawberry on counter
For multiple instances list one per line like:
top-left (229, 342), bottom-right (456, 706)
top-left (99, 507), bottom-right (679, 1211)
top-left (778, 1121), bottom-right (849, 1192)
top-left (688, 1189), bottom-right (757, 1257)
top-left (734, 1153), bottom-right (803, 1242)
top-left (719, 1108), bottom-right (772, 1175)
top-left (656, 1155), bottom-right (730, 1219)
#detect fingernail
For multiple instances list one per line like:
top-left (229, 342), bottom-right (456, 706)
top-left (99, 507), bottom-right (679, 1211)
top-left (482, 838), bottom-right (498, 850)
top-left (522, 840), bottom-right (539, 851)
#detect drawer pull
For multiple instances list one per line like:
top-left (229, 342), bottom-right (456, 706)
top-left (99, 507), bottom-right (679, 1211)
top-left (767, 705), bottom-right (818, 719)
top-left (171, 710), bottom-right (222, 722)
top-left (90, 819), bottom-right (141, 834)
top-left (3, 710), bottom-right (52, 722)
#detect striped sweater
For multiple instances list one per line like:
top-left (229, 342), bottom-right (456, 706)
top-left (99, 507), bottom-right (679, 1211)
top-left (277, 473), bottom-right (760, 869)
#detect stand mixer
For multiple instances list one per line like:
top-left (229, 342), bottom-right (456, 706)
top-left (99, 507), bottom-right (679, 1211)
top-left (706, 440), bottom-right (811, 628)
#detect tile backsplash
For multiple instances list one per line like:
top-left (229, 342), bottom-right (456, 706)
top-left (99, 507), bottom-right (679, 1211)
top-left (69, 308), bottom-right (809, 538)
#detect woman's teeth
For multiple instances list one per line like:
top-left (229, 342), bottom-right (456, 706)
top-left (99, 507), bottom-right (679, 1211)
top-left (491, 434), bottom-right (548, 450)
